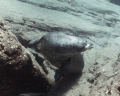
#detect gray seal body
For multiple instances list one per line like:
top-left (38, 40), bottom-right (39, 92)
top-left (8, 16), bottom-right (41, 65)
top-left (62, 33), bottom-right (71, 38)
top-left (29, 32), bottom-right (92, 81)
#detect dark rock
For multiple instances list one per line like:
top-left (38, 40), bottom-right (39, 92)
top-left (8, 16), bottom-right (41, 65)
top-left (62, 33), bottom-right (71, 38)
top-left (110, 0), bottom-right (120, 5)
top-left (19, 93), bottom-right (46, 96)
top-left (0, 18), bottom-right (51, 96)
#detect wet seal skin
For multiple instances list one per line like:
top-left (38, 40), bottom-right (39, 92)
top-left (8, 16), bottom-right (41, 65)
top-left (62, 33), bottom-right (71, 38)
top-left (29, 32), bottom-right (93, 82)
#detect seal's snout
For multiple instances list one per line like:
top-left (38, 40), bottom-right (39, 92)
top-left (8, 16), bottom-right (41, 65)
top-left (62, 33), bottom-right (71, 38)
top-left (85, 43), bottom-right (93, 50)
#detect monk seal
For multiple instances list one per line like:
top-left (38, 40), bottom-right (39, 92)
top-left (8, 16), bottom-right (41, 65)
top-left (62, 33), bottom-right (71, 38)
top-left (29, 32), bottom-right (93, 82)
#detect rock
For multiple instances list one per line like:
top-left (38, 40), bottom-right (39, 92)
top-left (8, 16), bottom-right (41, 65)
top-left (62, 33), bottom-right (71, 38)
top-left (110, 0), bottom-right (120, 5)
top-left (0, 17), bottom-right (51, 96)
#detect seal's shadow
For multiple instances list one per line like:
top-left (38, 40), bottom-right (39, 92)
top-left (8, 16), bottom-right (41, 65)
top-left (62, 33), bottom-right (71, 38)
top-left (47, 53), bottom-right (84, 96)
top-left (47, 73), bottom-right (82, 96)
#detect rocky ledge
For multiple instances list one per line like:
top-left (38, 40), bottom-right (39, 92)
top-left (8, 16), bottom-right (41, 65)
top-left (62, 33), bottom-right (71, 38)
top-left (0, 17), bottom-right (51, 96)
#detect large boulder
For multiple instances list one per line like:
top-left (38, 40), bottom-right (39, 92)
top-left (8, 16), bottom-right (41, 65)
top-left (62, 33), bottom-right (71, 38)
top-left (0, 18), bottom-right (51, 96)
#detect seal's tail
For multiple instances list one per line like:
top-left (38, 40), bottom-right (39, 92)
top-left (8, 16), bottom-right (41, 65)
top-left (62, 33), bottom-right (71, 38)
top-left (29, 37), bottom-right (41, 45)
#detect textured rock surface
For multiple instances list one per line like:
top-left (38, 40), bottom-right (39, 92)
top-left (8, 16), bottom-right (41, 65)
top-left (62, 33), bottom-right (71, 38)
top-left (0, 0), bottom-right (120, 96)
top-left (0, 17), bottom-right (51, 96)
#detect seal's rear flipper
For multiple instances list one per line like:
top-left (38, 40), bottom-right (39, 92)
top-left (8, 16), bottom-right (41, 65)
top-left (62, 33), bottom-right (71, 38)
top-left (29, 37), bottom-right (41, 45)
top-left (54, 58), bottom-right (71, 82)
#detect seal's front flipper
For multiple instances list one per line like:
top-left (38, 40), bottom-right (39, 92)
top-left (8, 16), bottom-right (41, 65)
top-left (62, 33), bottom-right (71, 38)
top-left (29, 37), bottom-right (41, 45)
top-left (54, 58), bottom-right (71, 82)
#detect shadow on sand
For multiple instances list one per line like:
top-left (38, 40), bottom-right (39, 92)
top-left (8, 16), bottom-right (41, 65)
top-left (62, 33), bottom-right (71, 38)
top-left (47, 72), bottom-right (82, 96)
top-left (47, 53), bottom-right (84, 96)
